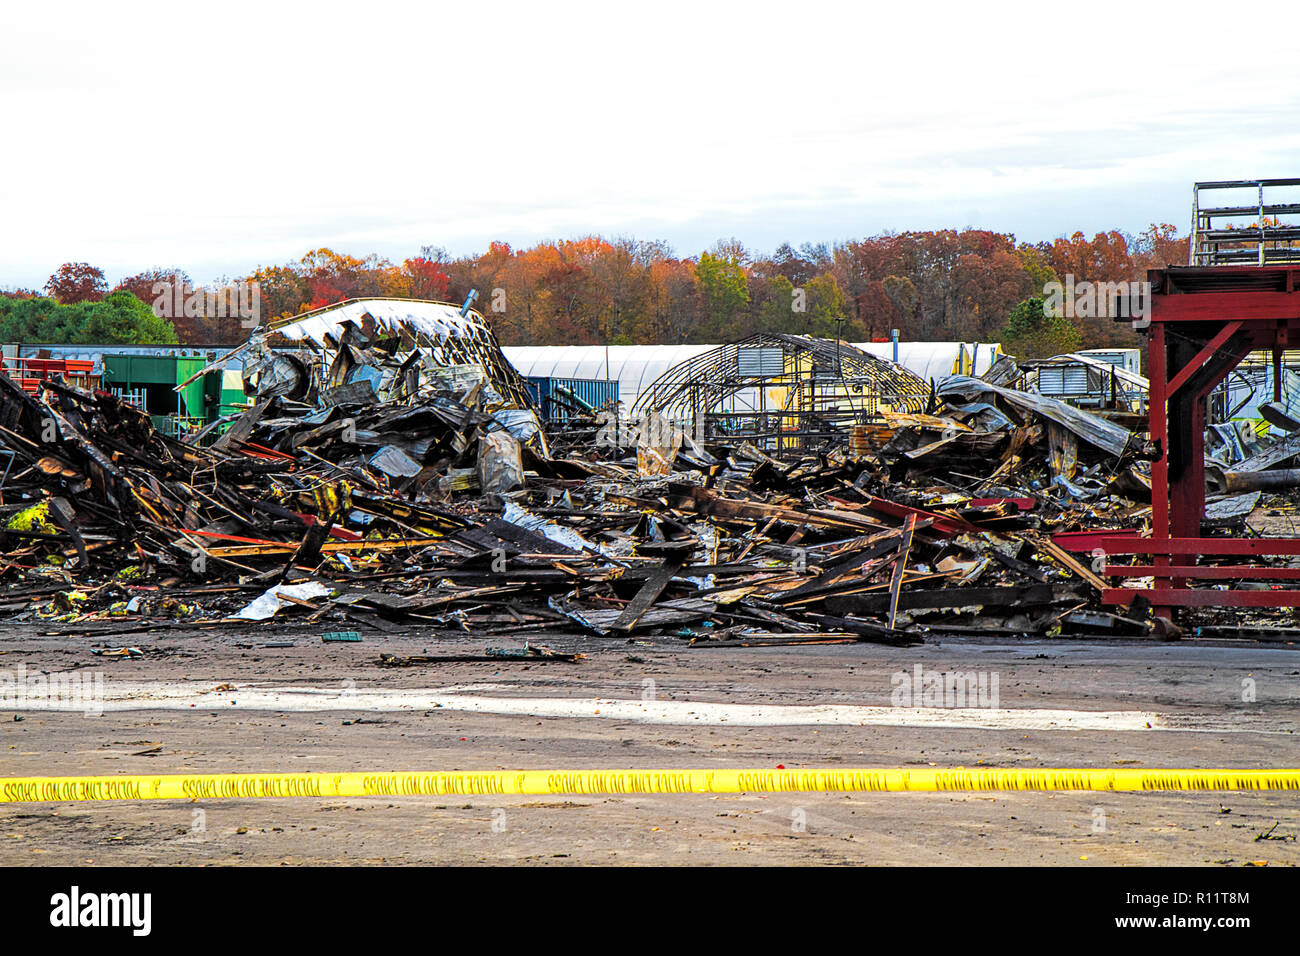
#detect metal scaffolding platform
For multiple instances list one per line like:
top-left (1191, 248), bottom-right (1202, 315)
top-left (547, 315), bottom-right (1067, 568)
top-left (1191, 179), bottom-right (1300, 266)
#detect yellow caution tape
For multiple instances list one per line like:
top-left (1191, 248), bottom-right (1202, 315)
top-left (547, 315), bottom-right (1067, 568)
top-left (1, 768), bottom-right (1299, 803)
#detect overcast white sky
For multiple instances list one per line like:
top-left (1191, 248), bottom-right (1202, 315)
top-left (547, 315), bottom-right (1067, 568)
top-left (3, 1), bottom-right (1298, 289)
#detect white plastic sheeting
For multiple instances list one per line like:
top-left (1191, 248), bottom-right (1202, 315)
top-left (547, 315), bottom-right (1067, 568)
top-left (502, 345), bottom-right (715, 412)
top-left (504, 341), bottom-right (1001, 407)
top-left (853, 342), bottom-right (1003, 384)
top-left (232, 582), bottom-right (333, 621)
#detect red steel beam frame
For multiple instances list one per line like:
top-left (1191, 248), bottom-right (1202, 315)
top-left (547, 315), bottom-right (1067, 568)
top-left (1100, 265), bottom-right (1300, 618)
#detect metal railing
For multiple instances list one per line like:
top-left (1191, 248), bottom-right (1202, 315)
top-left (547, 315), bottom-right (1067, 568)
top-left (1191, 178), bottom-right (1300, 266)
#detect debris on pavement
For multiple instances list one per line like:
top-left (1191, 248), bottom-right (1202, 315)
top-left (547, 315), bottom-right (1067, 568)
top-left (8, 317), bottom-right (1300, 646)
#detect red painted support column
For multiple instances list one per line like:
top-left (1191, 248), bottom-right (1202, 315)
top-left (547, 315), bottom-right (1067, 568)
top-left (1171, 386), bottom-right (1207, 541)
top-left (1148, 323), bottom-right (1168, 541)
top-left (1147, 323), bottom-right (1171, 617)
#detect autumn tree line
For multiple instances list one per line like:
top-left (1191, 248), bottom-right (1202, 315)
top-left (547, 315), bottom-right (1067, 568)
top-left (0, 225), bottom-right (1189, 358)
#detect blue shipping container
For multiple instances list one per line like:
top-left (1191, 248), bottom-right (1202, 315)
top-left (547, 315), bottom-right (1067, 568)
top-left (525, 377), bottom-right (619, 421)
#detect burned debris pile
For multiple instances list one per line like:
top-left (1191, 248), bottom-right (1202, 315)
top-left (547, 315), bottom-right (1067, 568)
top-left (2, 321), bottom-right (1297, 647)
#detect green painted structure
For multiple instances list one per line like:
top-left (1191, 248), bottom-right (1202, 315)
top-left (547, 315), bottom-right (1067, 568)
top-left (99, 354), bottom-right (231, 437)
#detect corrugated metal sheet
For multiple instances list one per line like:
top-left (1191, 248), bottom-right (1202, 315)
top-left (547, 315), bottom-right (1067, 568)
top-left (737, 346), bottom-right (783, 377)
top-left (526, 377), bottom-right (619, 421)
top-left (1077, 348), bottom-right (1141, 375)
top-left (1038, 365), bottom-right (1090, 396)
top-left (939, 376), bottom-right (1137, 457)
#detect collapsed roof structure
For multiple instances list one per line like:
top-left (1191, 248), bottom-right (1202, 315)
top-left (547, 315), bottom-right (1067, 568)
top-left (502, 340), bottom-right (1002, 412)
top-left (632, 333), bottom-right (931, 448)
top-left (183, 298), bottom-right (536, 416)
